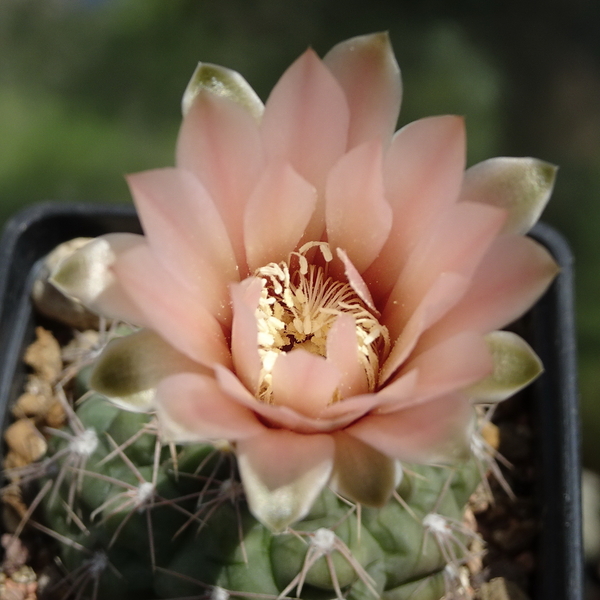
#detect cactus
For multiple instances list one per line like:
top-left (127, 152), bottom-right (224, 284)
top-left (37, 368), bottom-right (482, 600)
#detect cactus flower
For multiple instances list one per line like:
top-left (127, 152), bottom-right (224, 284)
top-left (52, 33), bottom-right (558, 532)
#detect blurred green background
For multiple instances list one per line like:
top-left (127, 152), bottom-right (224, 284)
top-left (0, 0), bottom-right (598, 469)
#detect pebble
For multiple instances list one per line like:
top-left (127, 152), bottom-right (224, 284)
top-left (478, 577), bottom-right (530, 600)
top-left (3, 420), bottom-right (47, 464)
top-left (23, 328), bottom-right (62, 385)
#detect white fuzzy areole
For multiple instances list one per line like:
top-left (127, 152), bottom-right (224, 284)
top-left (69, 428), bottom-right (99, 457)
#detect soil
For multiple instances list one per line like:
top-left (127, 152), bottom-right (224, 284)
top-left (471, 393), bottom-right (538, 599)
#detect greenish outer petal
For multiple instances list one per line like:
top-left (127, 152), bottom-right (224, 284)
top-left (468, 330), bottom-right (543, 403)
top-left (49, 233), bottom-right (143, 315)
top-left (182, 62), bottom-right (264, 120)
top-left (461, 157), bottom-right (557, 234)
top-left (90, 329), bottom-right (202, 413)
top-left (330, 432), bottom-right (399, 507)
top-left (237, 433), bottom-right (335, 533)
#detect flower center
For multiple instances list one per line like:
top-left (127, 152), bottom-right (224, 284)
top-left (254, 242), bottom-right (390, 404)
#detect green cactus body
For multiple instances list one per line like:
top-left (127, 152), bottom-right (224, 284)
top-left (40, 391), bottom-right (482, 600)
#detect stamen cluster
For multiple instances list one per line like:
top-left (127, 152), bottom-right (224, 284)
top-left (253, 243), bottom-right (390, 404)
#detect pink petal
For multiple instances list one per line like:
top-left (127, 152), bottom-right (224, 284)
top-left (244, 162), bottom-right (317, 272)
top-left (230, 278), bottom-right (263, 395)
top-left (420, 234), bottom-right (560, 348)
top-left (271, 349), bottom-right (341, 418)
top-left (379, 272), bottom-right (469, 384)
top-left (326, 141), bottom-right (393, 273)
top-left (336, 248), bottom-right (376, 311)
top-left (127, 168), bottom-right (238, 325)
top-left (319, 391), bottom-right (386, 419)
top-left (347, 393), bottom-right (473, 463)
top-left (176, 91), bottom-right (264, 269)
top-left (155, 372), bottom-right (264, 442)
top-left (214, 365), bottom-right (376, 434)
top-left (382, 202), bottom-right (506, 341)
top-left (369, 369), bottom-right (419, 414)
top-left (326, 314), bottom-right (369, 398)
top-left (260, 48), bottom-right (350, 240)
top-left (237, 429), bottom-right (335, 531)
top-left (399, 331), bottom-right (492, 404)
top-left (114, 244), bottom-right (231, 369)
top-left (323, 32), bottom-right (402, 149)
top-left (365, 116), bottom-right (466, 299)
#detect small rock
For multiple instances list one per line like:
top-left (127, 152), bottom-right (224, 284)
top-left (485, 559), bottom-right (529, 591)
top-left (0, 574), bottom-right (37, 600)
top-left (9, 567), bottom-right (35, 585)
top-left (470, 482), bottom-right (491, 514)
top-left (3, 419), bottom-right (47, 464)
top-left (23, 328), bottom-right (62, 384)
top-left (481, 421), bottom-right (501, 451)
top-left (478, 577), bottom-right (530, 600)
top-left (2, 452), bottom-right (30, 473)
top-left (1, 536), bottom-right (29, 576)
top-left (44, 399), bottom-right (66, 429)
top-left (11, 383), bottom-right (54, 421)
top-left (61, 329), bottom-right (100, 363)
top-left (1, 486), bottom-right (29, 534)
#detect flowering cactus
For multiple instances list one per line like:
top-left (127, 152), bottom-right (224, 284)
top-left (39, 32), bottom-right (558, 599)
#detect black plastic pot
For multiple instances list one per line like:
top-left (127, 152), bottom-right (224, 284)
top-left (0, 202), bottom-right (583, 600)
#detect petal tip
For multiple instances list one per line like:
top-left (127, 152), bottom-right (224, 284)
top-left (182, 61), bottom-right (264, 121)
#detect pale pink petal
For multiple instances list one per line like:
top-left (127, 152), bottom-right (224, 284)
top-left (50, 233), bottom-right (148, 325)
top-left (420, 234), bottom-right (560, 348)
top-left (114, 244), bottom-right (231, 369)
top-left (214, 365), bottom-right (377, 433)
top-left (323, 32), bottom-right (402, 149)
top-left (237, 429), bottom-right (335, 531)
top-left (260, 48), bottom-right (350, 241)
top-left (127, 168), bottom-right (238, 324)
top-left (230, 278), bottom-right (263, 395)
top-left (320, 391), bottom-right (387, 419)
top-left (347, 393), bottom-right (473, 463)
top-left (326, 141), bottom-right (393, 273)
top-left (155, 372), bottom-right (264, 443)
top-left (244, 162), bottom-right (317, 272)
top-left (176, 91), bottom-right (264, 269)
top-left (382, 202), bottom-right (506, 340)
top-left (379, 272), bottom-right (469, 383)
top-left (399, 331), bottom-right (492, 404)
top-left (326, 314), bottom-right (368, 398)
top-left (271, 349), bottom-right (341, 418)
top-left (369, 369), bottom-right (418, 414)
top-left (336, 248), bottom-right (376, 311)
top-left (365, 116), bottom-right (466, 299)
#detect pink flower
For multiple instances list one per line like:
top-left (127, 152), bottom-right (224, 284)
top-left (53, 33), bottom-right (559, 531)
